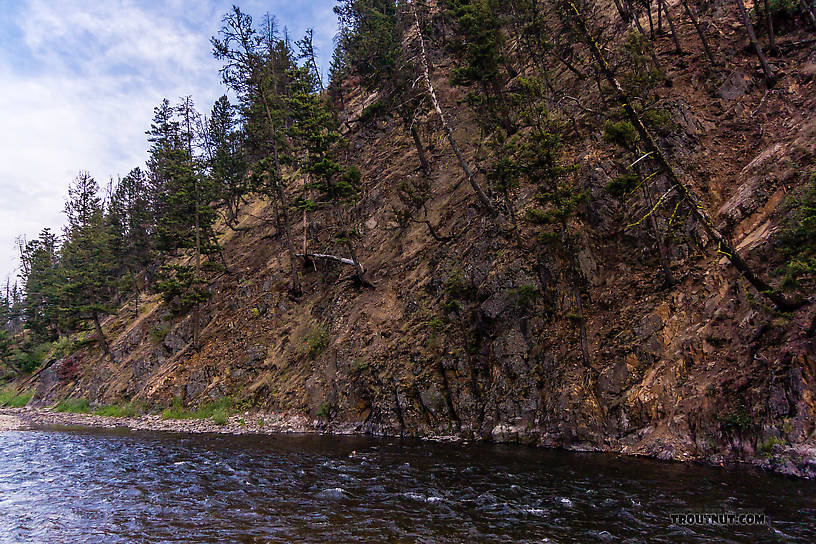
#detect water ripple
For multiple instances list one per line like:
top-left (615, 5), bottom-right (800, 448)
top-left (0, 428), bottom-right (813, 543)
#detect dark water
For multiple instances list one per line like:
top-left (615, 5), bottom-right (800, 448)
top-left (0, 427), bottom-right (814, 543)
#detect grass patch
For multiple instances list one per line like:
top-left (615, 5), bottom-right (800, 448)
top-left (161, 396), bottom-right (233, 425)
top-left (0, 387), bottom-right (33, 408)
top-left (0, 387), bottom-right (19, 405)
top-left (6, 391), bottom-right (33, 408)
top-left (161, 397), bottom-right (193, 420)
top-left (758, 436), bottom-right (788, 457)
top-left (94, 402), bottom-right (141, 418)
top-left (54, 398), bottom-right (91, 414)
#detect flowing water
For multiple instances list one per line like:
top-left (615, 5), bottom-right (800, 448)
top-left (0, 426), bottom-right (813, 543)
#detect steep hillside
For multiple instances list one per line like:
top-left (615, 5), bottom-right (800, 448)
top-left (23, 0), bottom-right (816, 476)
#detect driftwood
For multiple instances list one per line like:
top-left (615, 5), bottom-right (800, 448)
top-left (298, 253), bottom-right (357, 267)
top-left (298, 253), bottom-right (376, 289)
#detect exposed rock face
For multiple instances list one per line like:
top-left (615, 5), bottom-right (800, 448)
top-left (22, 5), bottom-right (816, 477)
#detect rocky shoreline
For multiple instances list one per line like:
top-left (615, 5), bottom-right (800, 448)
top-left (0, 407), bottom-right (320, 436)
top-left (2, 407), bottom-right (814, 479)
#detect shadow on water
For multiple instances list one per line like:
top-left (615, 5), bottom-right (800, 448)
top-left (0, 426), bottom-right (814, 543)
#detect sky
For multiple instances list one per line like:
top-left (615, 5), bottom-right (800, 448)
top-left (0, 0), bottom-right (337, 285)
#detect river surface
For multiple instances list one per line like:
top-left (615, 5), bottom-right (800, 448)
top-left (0, 426), bottom-right (813, 543)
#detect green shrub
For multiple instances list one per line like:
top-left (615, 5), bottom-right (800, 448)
top-left (721, 405), bottom-right (752, 433)
top-left (302, 323), bottom-right (330, 359)
top-left (605, 173), bottom-right (639, 198)
top-left (764, 0), bottom-right (800, 16)
top-left (316, 402), bottom-right (332, 420)
top-left (16, 342), bottom-right (50, 374)
top-left (758, 436), bottom-right (788, 457)
top-left (778, 173), bottom-right (816, 290)
top-left (643, 108), bottom-right (676, 135)
top-left (514, 284), bottom-right (540, 308)
top-left (442, 300), bottom-right (461, 314)
top-left (55, 398), bottom-right (91, 413)
top-left (359, 100), bottom-right (387, 124)
top-left (604, 120), bottom-right (639, 149)
top-left (351, 358), bottom-right (369, 372)
top-left (210, 408), bottom-right (229, 426)
top-left (428, 317), bottom-right (447, 332)
top-left (444, 269), bottom-right (473, 299)
top-left (149, 324), bottom-right (171, 344)
top-left (50, 336), bottom-right (76, 358)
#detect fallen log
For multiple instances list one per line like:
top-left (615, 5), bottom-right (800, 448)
top-left (297, 253), bottom-right (357, 267)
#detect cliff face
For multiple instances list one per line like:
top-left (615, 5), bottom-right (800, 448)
top-left (28, 3), bottom-right (816, 475)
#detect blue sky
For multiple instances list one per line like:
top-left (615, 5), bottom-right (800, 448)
top-left (0, 0), bottom-right (337, 284)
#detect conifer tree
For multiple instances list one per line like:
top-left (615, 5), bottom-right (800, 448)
top-left (19, 229), bottom-right (61, 342)
top-left (108, 167), bottom-right (154, 298)
top-left (147, 98), bottom-right (219, 347)
top-left (212, 7), bottom-right (303, 297)
top-left (60, 172), bottom-right (117, 357)
top-left (335, 0), bottom-right (431, 179)
top-left (204, 95), bottom-right (248, 230)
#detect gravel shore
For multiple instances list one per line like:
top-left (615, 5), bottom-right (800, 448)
top-left (0, 407), bottom-right (322, 436)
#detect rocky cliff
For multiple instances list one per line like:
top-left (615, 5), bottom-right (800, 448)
top-left (26, 1), bottom-right (816, 476)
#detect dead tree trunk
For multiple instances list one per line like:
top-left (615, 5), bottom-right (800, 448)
top-left (564, 229), bottom-right (592, 370)
top-left (657, 0), bottom-right (663, 33)
top-left (411, 5), bottom-right (497, 216)
top-left (272, 177), bottom-right (303, 298)
top-left (613, 0), bottom-right (632, 22)
top-left (625, 0), bottom-right (663, 72)
top-left (762, 0), bottom-right (779, 55)
top-left (639, 169), bottom-right (675, 286)
top-left (343, 239), bottom-right (369, 286)
top-left (679, 0), bottom-right (718, 66)
top-left (263, 101), bottom-right (302, 298)
top-left (564, 0), bottom-right (799, 310)
top-left (734, 0), bottom-right (776, 87)
top-left (410, 123), bottom-right (432, 178)
top-left (92, 310), bottom-right (112, 361)
top-left (659, 0), bottom-right (684, 54)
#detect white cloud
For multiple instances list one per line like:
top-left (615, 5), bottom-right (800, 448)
top-left (0, 0), bottom-right (225, 283)
top-left (0, 0), bottom-right (337, 284)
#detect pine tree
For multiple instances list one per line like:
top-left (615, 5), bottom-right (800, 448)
top-left (147, 98), bottom-right (219, 346)
top-left (19, 229), bottom-right (61, 341)
top-left (108, 167), bottom-right (154, 297)
top-left (442, 0), bottom-right (515, 134)
top-left (212, 7), bottom-right (303, 297)
top-left (335, 0), bottom-right (431, 178)
top-left (60, 172), bottom-right (118, 357)
top-left (203, 95), bottom-right (248, 230)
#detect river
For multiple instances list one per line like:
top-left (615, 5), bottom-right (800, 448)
top-left (0, 426), bottom-right (813, 542)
